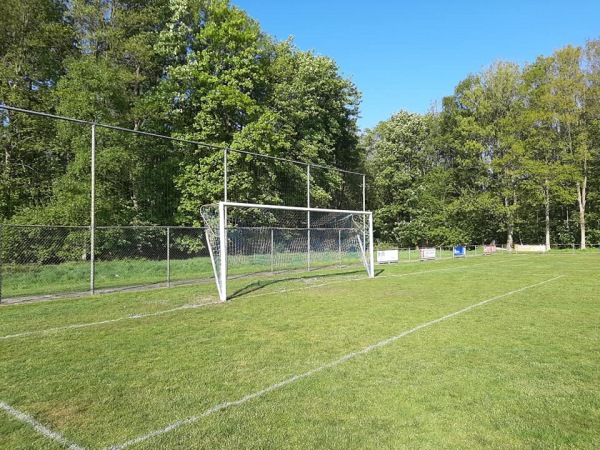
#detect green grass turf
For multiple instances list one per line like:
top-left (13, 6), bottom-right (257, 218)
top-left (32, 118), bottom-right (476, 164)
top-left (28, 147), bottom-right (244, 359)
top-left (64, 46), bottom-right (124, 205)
top-left (2, 257), bottom-right (216, 298)
top-left (0, 253), bottom-right (598, 449)
top-left (2, 252), bottom-right (362, 299)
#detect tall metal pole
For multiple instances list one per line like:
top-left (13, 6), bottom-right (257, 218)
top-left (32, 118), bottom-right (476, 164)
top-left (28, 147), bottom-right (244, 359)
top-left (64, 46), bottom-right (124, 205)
top-left (362, 174), bottom-right (366, 212)
top-left (166, 227), bottom-right (171, 287)
top-left (219, 202), bottom-right (227, 301)
top-left (369, 212), bottom-right (375, 278)
top-left (0, 224), bottom-right (3, 303)
top-left (270, 228), bottom-right (274, 273)
top-left (90, 124), bottom-right (96, 295)
top-left (338, 228), bottom-right (342, 269)
top-left (223, 148), bottom-right (228, 202)
top-left (307, 165), bottom-right (311, 271)
top-left (222, 149), bottom-right (228, 298)
top-left (362, 175), bottom-right (366, 262)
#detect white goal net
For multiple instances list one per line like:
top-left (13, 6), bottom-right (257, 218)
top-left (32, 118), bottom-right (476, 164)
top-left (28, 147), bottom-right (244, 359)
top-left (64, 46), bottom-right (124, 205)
top-left (200, 202), bottom-right (374, 301)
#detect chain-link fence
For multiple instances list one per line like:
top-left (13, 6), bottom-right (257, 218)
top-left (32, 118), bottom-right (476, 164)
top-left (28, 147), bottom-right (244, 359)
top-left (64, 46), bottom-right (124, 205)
top-left (0, 106), bottom-right (367, 302)
top-left (0, 224), bottom-right (210, 302)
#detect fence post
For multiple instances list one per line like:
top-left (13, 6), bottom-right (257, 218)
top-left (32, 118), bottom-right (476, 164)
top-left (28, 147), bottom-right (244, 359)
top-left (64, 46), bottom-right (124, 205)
top-left (0, 223), bottom-right (3, 303)
top-left (270, 228), bottom-right (274, 273)
top-left (166, 227), bottom-right (171, 287)
top-left (362, 174), bottom-right (366, 212)
top-left (223, 148), bottom-right (228, 202)
top-left (90, 123), bottom-right (96, 295)
top-left (368, 213), bottom-right (375, 277)
top-left (218, 202), bottom-right (227, 301)
top-left (307, 164), bottom-right (310, 272)
top-left (338, 228), bottom-right (342, 268)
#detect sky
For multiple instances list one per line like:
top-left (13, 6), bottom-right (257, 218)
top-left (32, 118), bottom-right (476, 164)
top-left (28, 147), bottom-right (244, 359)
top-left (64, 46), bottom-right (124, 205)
top-left (231, 0), bottom-right (600, 132)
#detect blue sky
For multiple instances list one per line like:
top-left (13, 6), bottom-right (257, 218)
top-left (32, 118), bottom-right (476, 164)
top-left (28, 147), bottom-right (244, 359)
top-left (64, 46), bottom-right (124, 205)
top-left (231, 0), bottom-right (599, 132)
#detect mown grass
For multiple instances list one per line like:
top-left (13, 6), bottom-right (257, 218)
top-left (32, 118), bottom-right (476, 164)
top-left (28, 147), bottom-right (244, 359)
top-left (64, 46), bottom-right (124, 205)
top-left (2, 257), bottom-right (216, 299)
top-left (0, 253), bottom-right (598, 449)
top-left (2, 252), bottom-right (363, 299)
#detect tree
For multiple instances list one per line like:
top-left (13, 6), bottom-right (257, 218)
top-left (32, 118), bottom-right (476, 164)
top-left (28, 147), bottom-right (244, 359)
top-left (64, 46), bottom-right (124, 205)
top-left (38, 0), bottom-right (176, 226)
top-left (440, 62), bottom-right (526, 247)
top-left (157, 1), bottom-right (362, 223)
top-left (363, 110), bottom-right (435, 245)
top-left (0, 0), bottom-right (73, 221)
top-left (522, 47), bottom-right (588, 249)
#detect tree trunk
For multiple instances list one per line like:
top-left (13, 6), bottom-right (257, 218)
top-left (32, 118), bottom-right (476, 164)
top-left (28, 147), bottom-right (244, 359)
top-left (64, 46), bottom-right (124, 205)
top-left (544, 180), bottom-right (551, 250)
top-left (577, 177), bottom-right (587, 249)
top-left (505, 196), bottom-right (513, 251)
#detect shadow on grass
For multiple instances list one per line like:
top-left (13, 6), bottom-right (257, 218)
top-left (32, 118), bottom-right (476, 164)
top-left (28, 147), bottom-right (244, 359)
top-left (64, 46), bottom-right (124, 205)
top-left (229, 267), bottom-right (385, 300)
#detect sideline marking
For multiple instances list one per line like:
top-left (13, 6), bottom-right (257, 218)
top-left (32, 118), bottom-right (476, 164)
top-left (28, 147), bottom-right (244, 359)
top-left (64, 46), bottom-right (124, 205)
top-left (245, 258), bottom-right (525, 300)
top-left (0, 258), bottom-right (525, 341)
top-left (107, 275), bottom-right (563, 450)
top-left (0, 401), bottom-right (86, 450)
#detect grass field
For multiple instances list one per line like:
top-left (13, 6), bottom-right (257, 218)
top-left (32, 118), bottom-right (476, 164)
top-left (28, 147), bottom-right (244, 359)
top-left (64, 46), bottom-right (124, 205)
top-left (2, 258), bottom-right (216, 299)
top-left (1, 253), bottom-right (599, 449)
top-left (2, 252), bottom-right (363, 299)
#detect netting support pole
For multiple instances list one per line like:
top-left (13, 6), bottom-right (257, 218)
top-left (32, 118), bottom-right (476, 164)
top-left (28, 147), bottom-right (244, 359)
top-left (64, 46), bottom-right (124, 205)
top-left (270, 228), bottom-right (274, 273)
top-left (362, 174), bottom-right (366, 212)
top-left (338, 228), bottom-right (342, 268)
top-left (166, 227), bottom-right (171, 287)
top-left (369, 212), bottom-right (375, 277)
top-left (223, 148), bottom-right (228, 202)
top-left (362, 175), bottom-right (367, 266)
top-left (90, 123), bottom-right (96, 295)
top-left (219, 202), bottom-right (227, 301)
top-left (0, 223), bottom-right (3, 303)
top-left (307, 165), bottom-right (311, 272)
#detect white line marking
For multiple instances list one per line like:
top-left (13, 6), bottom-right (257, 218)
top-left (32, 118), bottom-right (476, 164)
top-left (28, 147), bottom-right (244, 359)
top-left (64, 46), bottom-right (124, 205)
top-left (244, 259), bottom-right (524, 300)
top-left (0, 261), bottom-right (504, 340)
top-left (0, 301), bottom-right (218, 340)
top-left (0, 401), bottom-right (86, 450)
top-left (107, 275), bottom-right (563, 450)
top-left (0, 258), bottom-right (524, 341)
top-left (244, 264), bottom-right (475, 299)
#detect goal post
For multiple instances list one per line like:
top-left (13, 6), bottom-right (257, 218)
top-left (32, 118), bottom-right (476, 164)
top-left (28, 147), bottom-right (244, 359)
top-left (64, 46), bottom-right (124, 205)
top-left (201, 201), bottom-right (375, 301)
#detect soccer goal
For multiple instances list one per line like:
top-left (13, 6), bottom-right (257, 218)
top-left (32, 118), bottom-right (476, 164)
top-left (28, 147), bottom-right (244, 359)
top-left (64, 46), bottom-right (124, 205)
top-left (201, 201), bottom-right (375, 301)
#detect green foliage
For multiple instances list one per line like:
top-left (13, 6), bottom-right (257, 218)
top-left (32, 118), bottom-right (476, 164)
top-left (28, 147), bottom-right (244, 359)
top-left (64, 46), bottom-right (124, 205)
top-left (367, 42), bottom-right (600, 247)
top-left (0, 0), bottom-right (73, 221)
top-left (156, 4), bottom-right (362, 220)
top-left (1, 0), bottom-right (599, 251)
top-left (364, 111), bottom-right (430, 237)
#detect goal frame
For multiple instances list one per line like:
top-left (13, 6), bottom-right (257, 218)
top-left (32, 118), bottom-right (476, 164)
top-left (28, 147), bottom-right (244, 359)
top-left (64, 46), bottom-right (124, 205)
top-left (206, 201), bottom-right (375, 301)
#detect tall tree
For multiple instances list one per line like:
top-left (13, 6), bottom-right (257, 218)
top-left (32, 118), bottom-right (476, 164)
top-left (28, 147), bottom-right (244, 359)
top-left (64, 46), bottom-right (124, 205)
top-left (363, 110), bottom-right (434, 244)
top-left (578, 39), bottom-right (600, 247)
top-left (584, 39), bottom-right (600, 244)
top-left (0, 0), bottom-right (73, 221)
top-left (476, 61), bottom-right (525, 249)
top-left (522, 48), bottom-right (586, 248)
top-left (157, 1), bottom-right (362, 223)
top-left (41, 0), bottom-right (176, 226)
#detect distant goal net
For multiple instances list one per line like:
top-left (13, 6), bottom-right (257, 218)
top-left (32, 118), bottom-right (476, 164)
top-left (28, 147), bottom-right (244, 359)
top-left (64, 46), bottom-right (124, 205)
top-left (200, 202), bottom-right (374, 301)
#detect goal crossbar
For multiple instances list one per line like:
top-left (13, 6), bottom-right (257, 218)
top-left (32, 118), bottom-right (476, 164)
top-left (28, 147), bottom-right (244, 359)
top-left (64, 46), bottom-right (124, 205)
top-left (201, 202), bottom-right (375, 301)
top-left (221, 201), bottom-right (371, 215)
